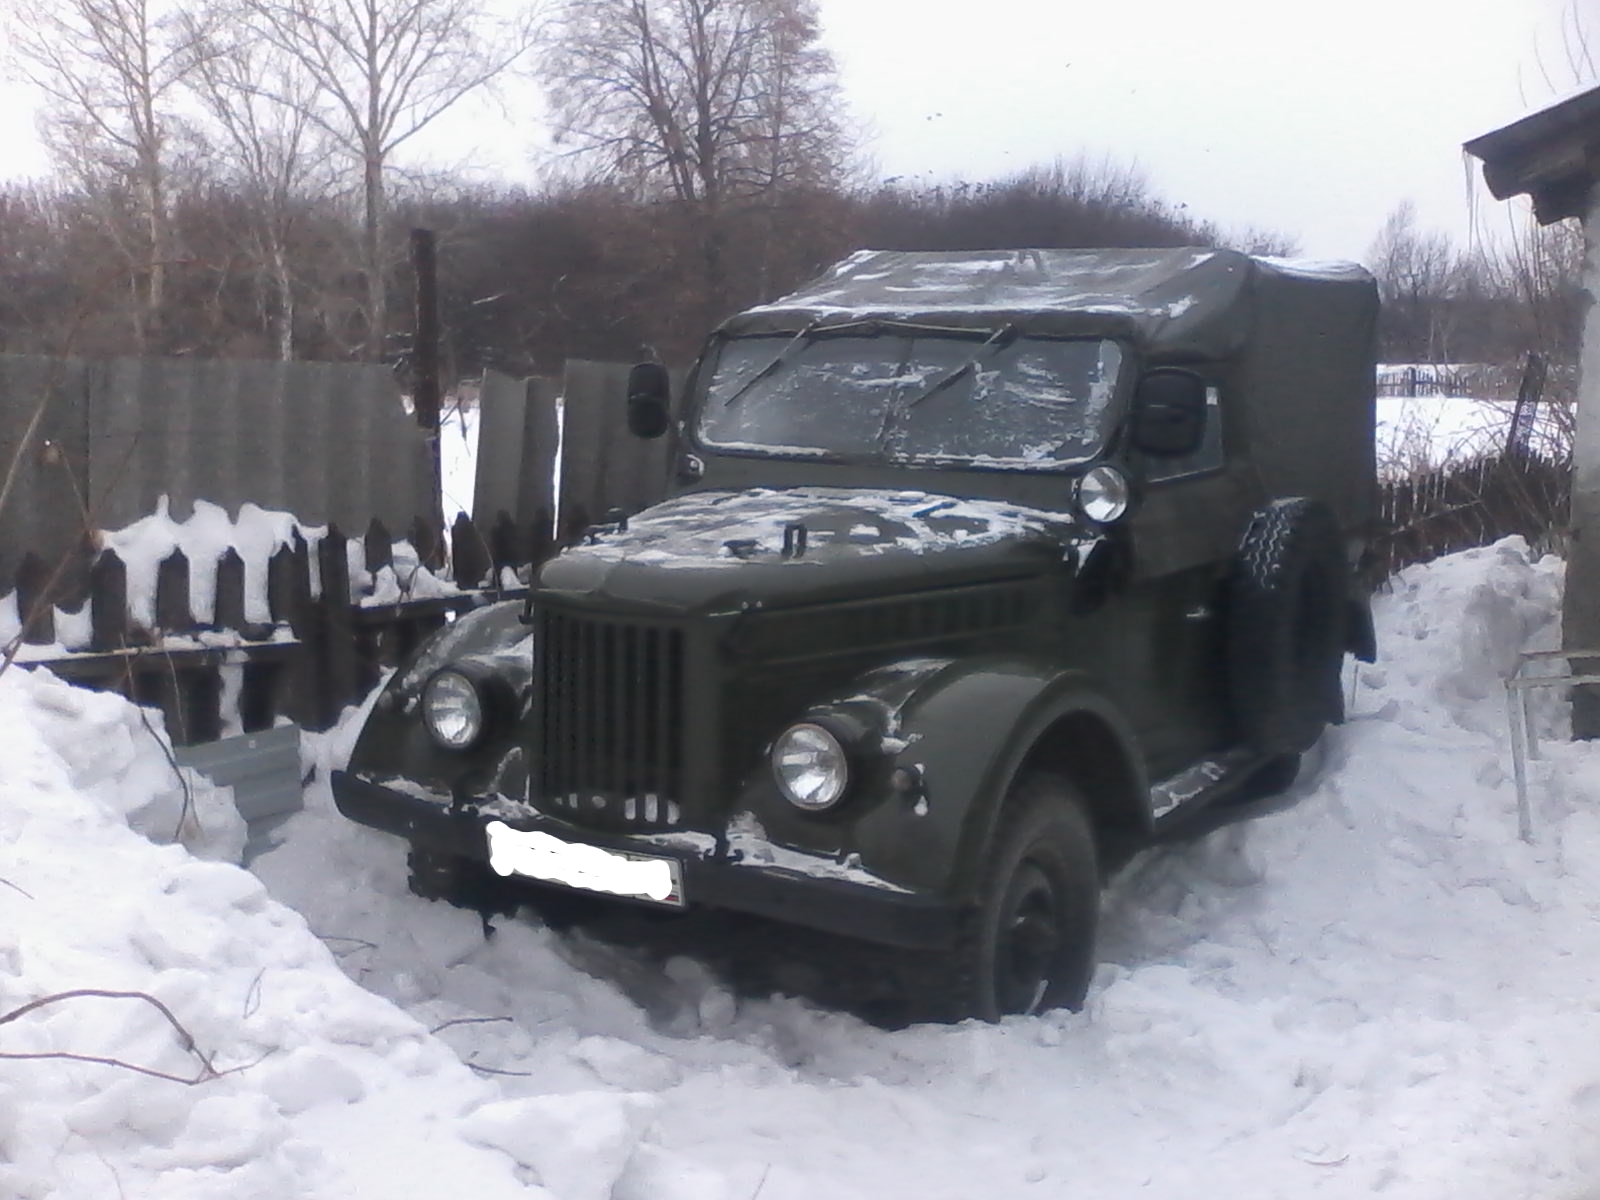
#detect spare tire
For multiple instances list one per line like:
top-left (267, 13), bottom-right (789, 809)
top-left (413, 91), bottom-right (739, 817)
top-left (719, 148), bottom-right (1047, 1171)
top-left (1228, 499), bottom-right (1348, 756)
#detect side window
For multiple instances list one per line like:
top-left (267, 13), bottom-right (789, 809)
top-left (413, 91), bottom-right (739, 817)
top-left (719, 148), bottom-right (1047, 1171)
top-left (1145, 385), bottom-right (1224, 482)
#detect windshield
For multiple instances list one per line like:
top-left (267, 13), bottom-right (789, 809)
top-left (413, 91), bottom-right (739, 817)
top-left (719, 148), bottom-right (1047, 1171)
top-left (696, 331), bottom-right (1124, 468)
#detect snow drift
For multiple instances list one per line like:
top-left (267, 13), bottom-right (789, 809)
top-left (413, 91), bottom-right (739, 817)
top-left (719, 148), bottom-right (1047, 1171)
top-left (7, 536), bottom-right (1600, 1198)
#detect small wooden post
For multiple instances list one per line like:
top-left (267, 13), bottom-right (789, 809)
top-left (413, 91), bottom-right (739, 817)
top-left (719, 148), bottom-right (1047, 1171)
top-left (214, 548), bottom-right (269, 640)
top-left (89, 550), bottom-right (129, 651)
top-left (488, 510), bottom-right (520, 585)
top-left (409, 514), bottom-right (446, 571)
top-left (214, 547), bottom-right (246, 631)
top-left (268, 532), bottom-right (318, 726)
top-left (154, 548), bottom-right (194, 635)
top-left (15, 552), bottom-right (55, 645)
top-left (451, 512), bottom-right (492, 589)
top-left (316, 526), bottom-right (357, 727)
top-left (364, 517), bottom-right (393, 575)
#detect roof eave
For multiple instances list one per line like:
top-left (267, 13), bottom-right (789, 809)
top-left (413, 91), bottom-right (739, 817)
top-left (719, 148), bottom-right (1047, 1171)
top-left (1465, 86), bottom-right (1600, 225)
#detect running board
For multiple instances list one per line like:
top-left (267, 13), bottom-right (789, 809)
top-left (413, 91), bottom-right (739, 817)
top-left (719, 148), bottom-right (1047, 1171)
top-left (1148, 747), bottom-right (1259, 825)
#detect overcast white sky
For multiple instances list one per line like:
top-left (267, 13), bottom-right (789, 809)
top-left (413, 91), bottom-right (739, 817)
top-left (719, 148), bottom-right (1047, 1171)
top-left (0, 0), bottom-right (1580, 262)
top-left (815, 0), bottom-right (1573, 259)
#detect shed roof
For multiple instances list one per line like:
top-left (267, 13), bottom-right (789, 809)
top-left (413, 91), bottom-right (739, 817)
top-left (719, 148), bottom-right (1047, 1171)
top-left (1464, 86), bottom-right (1600, 223)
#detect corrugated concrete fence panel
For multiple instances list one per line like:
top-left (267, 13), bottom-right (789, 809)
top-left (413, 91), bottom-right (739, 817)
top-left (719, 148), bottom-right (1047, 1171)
top-left (85, 357), bottom-right (433, 535)
top-left (0, 355), bottom-right (91, 579)
top-left (91, 357), bottom-right (205, 525)
top-left (473, 369), bottom-right (559, 528)
top-left (558, 360), bottom-right (675, 529)
top-left (519, 377), bottom-right (561, 528)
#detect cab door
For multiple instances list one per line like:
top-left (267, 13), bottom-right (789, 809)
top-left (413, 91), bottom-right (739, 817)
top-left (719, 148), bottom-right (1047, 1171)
top-left (1118, 381), bottom-right (1260, 776)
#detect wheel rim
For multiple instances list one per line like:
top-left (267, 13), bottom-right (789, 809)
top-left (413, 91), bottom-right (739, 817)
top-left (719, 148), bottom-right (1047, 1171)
top-left (995, 861), bottom-right (1062, 1015)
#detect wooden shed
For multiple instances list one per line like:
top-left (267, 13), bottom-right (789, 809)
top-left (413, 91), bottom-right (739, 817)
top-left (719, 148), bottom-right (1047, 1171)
top-left (1466, 87), bottom-right (1600, 225)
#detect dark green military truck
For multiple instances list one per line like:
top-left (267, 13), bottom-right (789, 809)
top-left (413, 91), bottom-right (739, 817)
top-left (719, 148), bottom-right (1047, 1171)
top-left (334, 247), bottom-right (1379, 1021)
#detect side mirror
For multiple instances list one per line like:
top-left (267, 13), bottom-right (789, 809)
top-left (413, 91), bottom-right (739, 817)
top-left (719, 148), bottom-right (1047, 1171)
top-left (627, 363), bottom-right (672, 439)
top-left (1131, 368), bottom-right (1207, 457)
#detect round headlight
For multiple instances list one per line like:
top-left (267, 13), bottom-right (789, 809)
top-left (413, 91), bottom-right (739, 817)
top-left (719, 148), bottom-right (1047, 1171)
top-left (1075, 465), bottom-right (1130, 525)
top-left (423, 670), bottom-right (484, 750)
top-left (771, 722), bottom-right (849, 811)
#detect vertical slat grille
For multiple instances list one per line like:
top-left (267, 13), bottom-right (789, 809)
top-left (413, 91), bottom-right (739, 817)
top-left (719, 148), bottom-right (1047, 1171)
top-left (534, 609), bottom-right (686, 828)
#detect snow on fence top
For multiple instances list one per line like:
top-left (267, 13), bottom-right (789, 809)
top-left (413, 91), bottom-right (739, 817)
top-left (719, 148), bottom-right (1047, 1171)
top-left (0, 500), bottom-right (554, 742)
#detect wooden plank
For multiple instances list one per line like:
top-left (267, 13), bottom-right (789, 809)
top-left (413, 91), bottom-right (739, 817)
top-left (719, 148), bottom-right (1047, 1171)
top-left (267, 532), bottom-right (318, 727)
top-left (451, 512), bottom-right (492, 589)
top-left (488, 510), bottom-right (520, 576)
top-left (213, 547), bottom-right (271, 639)
top-left (410, 514), bottom-right (446, 571)
top-left (155, 548), bottom-right (194, 634)
top-left (316, 527), bottom-right (357, 726)
top-left (15, 551), bottom-right (55, 645)
top-left (364, 518), bottom-right (393, 574)
top-left (19, 640), bottom-right (299, 677)
top-left (89, 550), bottom-right (129, 651)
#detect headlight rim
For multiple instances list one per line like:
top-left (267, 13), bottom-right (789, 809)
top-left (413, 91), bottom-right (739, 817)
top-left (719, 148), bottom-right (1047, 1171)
top-left (1074, 463), bottom-right (1132, 526)
top-left (422, 667), bottom-right (487, 751)
top-left (770, 719), bottom-right (853, 812)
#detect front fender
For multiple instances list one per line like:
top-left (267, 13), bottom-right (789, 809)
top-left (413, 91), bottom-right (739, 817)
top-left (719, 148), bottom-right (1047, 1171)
top-left (742, 656), bottom-right (1148, 901)
top-left (882, 658), bottom-right (1149, 898)
top-left (346, 601), bottom-right (533, 801)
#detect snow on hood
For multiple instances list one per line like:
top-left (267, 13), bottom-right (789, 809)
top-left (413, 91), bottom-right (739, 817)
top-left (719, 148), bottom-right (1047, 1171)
top-left (566, 486), bottom-right (1076, 569)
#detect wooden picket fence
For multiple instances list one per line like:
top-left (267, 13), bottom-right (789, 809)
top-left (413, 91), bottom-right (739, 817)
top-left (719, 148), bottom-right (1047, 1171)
top-left (7, 446), bottom-right (1577, 745)
top-left (7, 508), bottom-right (559, 746)
top-left (1364, 451), bottom-right (1570, 587)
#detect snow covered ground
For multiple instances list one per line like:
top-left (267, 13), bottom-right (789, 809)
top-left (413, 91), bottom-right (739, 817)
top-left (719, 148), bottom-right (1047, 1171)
top-left (1374, 390), bottom-right (1567, 477)
top-left (8, 537), bottom-right (1600, 1198)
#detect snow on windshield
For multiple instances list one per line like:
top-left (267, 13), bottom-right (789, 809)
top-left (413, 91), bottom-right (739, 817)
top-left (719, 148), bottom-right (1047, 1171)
top-left (699, 333), bottom-right (1122, 468)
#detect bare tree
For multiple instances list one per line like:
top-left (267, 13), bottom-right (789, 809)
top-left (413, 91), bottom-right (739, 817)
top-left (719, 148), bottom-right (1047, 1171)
top-left (1227, 227), bottom-right (1302, 258)
top-left (1486, 210), bottom-right (1585, 369)
top-left (1368, 201), bottom-right (1459, 361)
top-left (183, 12), bottom-right (342, 359)
top-left (4, 0), bottom-right (211, 349)
top-left (237, 0), bottom-right (534, 359)
top-left (539, 0), bottom-right (848, 317)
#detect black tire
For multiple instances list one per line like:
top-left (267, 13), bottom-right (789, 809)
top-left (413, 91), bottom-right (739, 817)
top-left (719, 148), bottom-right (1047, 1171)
top-left (1228, 499), bottom-right (1348, 756)
top-left (903, 774), bottom-right (1100, 1024)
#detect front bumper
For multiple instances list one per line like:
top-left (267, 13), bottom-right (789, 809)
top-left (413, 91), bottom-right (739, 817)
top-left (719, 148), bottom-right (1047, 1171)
top-left (332, 770), bottom-right (962, 950)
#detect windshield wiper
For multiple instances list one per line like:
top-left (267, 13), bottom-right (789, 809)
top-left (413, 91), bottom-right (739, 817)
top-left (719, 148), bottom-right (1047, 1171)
top-left (718, 319), bottom-right (824, 409)
top-left (900, 323), bottom-right (1017, 409)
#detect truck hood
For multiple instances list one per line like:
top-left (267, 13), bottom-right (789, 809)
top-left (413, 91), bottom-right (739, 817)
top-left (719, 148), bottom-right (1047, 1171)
top-left (537, 487), bottom-right (1081, 613)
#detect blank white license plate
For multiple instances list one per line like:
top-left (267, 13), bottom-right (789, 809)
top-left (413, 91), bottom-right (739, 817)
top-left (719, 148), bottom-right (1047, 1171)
top-left (484, 821), bottom-right (684, 907)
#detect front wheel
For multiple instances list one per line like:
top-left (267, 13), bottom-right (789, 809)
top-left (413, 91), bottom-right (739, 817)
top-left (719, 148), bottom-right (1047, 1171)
top-left (903, 774), bottom-right (1100, 1023)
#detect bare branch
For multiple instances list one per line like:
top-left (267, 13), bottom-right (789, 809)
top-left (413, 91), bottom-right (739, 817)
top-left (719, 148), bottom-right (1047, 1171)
top-left (0, 988), bottom-right (269, 1085)
top-left (232, 0), bottom-right (537, 357)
